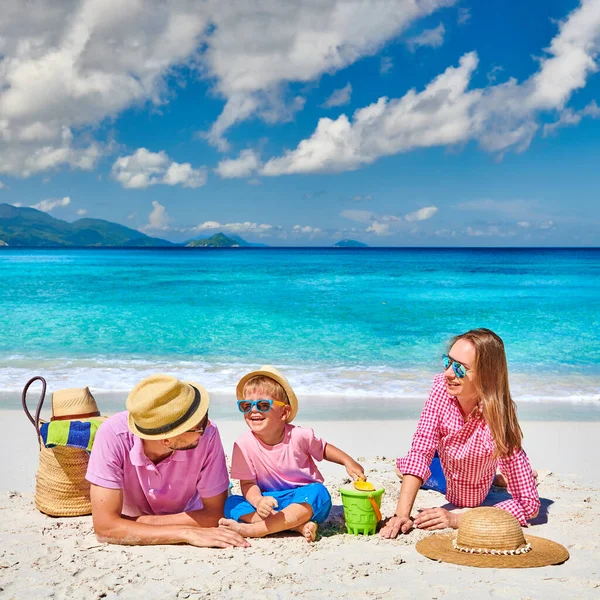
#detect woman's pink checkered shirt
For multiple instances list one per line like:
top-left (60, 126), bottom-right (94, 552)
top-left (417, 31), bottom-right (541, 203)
top-left (396, 374), bottom-right (540, 526)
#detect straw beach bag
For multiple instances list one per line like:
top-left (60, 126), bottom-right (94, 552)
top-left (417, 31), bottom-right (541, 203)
top-left (22, 376), bottom-right (103, 517)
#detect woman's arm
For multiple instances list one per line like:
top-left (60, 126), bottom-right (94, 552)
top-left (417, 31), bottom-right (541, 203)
top-left (496, 448), bottom-right (540, 525)
top-left (380, 474), bottom-right (422, 537)
top-left (381, 378), bottom-right (443, 538)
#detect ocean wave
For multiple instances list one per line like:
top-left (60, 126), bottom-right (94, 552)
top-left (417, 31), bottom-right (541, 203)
top-left (1, 356), bottom-right (598, 404)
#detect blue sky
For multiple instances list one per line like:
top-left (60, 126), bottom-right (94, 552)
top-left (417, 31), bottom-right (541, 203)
top-left (1, 0), bottom-right (599, 246)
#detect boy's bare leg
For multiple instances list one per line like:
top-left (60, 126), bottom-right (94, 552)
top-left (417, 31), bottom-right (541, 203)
top-left (219, 502), bottom-right (317, 542)
top-left (239, 512), bottom-right (266, 523)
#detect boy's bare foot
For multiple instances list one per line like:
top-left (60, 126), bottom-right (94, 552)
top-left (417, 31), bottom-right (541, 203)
top-left (218, 517), bottom-right (257, 538)
top-left (292, 521), bottom-right (318, 543)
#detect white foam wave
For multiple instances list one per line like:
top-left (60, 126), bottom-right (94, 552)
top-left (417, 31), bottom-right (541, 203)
top-left (1, 356), bottom-right (598, 403)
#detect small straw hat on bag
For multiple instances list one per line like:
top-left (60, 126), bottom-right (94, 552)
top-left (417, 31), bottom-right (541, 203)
top-left (416, 507), bottom-right (569, 568)
top-left (22, 377), bottom-right (103, 517)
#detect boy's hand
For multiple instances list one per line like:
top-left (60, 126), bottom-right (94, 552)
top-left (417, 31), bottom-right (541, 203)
top-left (255, 496), bottom-right (278, 519)
top-left (345, 459), bottom-right (365, 481)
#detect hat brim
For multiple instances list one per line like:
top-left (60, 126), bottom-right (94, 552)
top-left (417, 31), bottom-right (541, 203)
top-left (416, 532), bottom-right (569, 569)
top-left (127, 381), bottom-right (209, 440)
top-left (236, 369), bottom-right (298, 423)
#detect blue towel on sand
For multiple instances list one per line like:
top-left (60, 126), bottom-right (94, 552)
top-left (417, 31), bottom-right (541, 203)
top-left (421, 454), bottom-right (447, 494)
top-left (39, 419), bottom-right (104, 452)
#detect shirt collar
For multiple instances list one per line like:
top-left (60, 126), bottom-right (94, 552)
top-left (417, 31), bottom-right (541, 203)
top-left (129, 435), bottom-right (190, 468)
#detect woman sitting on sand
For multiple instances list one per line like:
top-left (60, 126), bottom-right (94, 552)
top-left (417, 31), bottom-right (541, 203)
top-left (381, 328), bottom-right (540, 538)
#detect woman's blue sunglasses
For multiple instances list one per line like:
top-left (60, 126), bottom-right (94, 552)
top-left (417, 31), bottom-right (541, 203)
top-left (443, 354), bottom-right (469, 378)
top-left (237, 399), bottom-right (287, 413)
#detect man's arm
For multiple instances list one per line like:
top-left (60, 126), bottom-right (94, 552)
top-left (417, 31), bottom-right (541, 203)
top-left (90, 485), bottom-right (249, 547)
top-left (135, 490), bottom-right (227, 527)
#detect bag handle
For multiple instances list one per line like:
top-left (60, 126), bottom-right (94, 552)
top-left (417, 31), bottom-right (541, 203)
top-left (21, 376), bottom-right (47, 447)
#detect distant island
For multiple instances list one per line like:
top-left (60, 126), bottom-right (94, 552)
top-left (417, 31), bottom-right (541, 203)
top-left (0, 204), bottom-right (259, 248)
top-left (187, 233), bottom-right (241, 247)
top-left (333, 239), bottom-right (368, 248)
top-left (0, 203), bottom-right (173, 247)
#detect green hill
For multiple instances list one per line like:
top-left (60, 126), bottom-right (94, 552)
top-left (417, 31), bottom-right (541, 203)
top-left (0, 204), bottom-right (174, 247)
top-left (186, 233), bottom-right (241, 247)
top-left (333, 239), bottom-right (368, 248)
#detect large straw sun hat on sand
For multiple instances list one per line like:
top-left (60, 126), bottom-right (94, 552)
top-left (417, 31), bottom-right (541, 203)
top-left (416, 507), bottom-right (569, 568)
top-left (236, 365), bottom-right (298, 423)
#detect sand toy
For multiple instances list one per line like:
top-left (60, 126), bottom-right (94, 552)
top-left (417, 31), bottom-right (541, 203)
top-left (339, 480), bottom-right (384, 535)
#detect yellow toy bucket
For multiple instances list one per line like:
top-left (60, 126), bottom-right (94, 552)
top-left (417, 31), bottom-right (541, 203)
top-left (339, 481), bottom-right (385, 535)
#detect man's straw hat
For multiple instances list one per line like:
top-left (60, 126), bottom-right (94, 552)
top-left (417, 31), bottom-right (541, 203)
top-left (236, 365), bottom-right (298, 423)
top-left (51, 387), bottom-right (100, 420)
top-left (126, 374), bottom-right (209, 440)
top-left (416, 507), bottom-right (569, 568)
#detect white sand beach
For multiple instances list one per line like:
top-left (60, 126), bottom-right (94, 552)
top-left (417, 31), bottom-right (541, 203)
top-left (1, 412), bottom-right (599, 599)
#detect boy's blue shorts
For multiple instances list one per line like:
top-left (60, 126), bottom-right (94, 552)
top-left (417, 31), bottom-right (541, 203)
top-left (224, 482), bottom-right (332, 524)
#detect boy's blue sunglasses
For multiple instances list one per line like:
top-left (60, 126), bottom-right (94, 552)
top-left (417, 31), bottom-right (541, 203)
top-left (443, 354), bottom-right (469, 378)
top-left (237, 399), bottom-right (287, 413)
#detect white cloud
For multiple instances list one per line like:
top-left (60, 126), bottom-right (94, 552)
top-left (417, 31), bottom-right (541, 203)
top-left (405, 206), bottom-right (438, 221)
top-left (141, 200), bottom-right (171, 231)
top-left (111, 148), bottom-right (207, 189)
top-left (215, 149), bottom-right (261, 179)
top-left (406, 23), bottom-right (446, 52)
top-left (202, 0), bottom-right (456, 149)
top-left (193, 221), bottom-right (274, 234)
top-left (366, 221), bottom-right (391, 235)
top-left (457, 7), bottom-right (471, 25)
top-left (322, 83), bottom-right (353, 108)
top-left (0, 180), bottom-right (4, 189)
top-left (0, 1), bottom-right (209, 176)
top-left (543, 100), bottom-right (600, 136)
top-left (517, 221), bottom-right (530, 228)
top-left (293, 224), bottom-right (323, 235)
top-left (262, 1), bottom-right (600, 174)
top-left (379, 56), bottom-right (394, 75)
top-left (31, 196), bottom-right (71, 212)
top-left (351, 194), bottom-right (373, 201)
top-left (76, 209), bottom-right (88, 216)
top-left (263, 52), bottom-right (480, 174)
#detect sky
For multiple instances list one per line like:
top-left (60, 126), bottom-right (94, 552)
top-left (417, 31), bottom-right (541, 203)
top-left (1, 0), bottom-right (599, 247)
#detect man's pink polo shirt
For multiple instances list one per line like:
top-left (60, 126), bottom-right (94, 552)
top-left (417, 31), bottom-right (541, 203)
top-left (86, 411), bottom-right (229, 517)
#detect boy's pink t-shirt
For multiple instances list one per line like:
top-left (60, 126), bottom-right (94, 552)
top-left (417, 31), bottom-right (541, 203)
top-left (86, 411), bottom-right (229, 517)
top-left (230, 423), bottom-right (326, 491)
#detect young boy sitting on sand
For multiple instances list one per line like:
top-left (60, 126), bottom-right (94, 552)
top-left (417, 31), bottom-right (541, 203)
top-left (219, 365), bottom-right (365, 542)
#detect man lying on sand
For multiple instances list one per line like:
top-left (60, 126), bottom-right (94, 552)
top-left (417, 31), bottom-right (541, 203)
top-left (86, 375), bottom-right (249, 548)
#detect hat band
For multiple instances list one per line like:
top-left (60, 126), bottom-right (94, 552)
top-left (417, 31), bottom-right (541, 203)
top-left (452, 538), bottom-right (532, 556)
top-left (134, 386), bottom-right (202, 435)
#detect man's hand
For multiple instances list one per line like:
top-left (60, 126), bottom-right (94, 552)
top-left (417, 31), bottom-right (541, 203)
top-left (255, 496), bottom-right (278, 519)
top-left (413, 507), bottom-right (460, 530)
top-left (379, 515), bottom-right (413, 538)
top-left (181, 526), bottom-right (251, 548)
top-left (344, 459), bottom-right (365, 481)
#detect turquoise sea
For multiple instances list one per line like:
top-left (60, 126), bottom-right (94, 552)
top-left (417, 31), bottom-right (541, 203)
top-left (1, 248), bottom-right (599, 415)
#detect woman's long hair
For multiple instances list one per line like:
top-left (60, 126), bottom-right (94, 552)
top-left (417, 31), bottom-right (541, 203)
top-left (450, 328), bottom-right (522, 458)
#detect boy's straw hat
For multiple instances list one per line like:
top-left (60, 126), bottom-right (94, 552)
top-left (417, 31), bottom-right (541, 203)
top-left (416, 507), bottom-right (569, 569)
top-left (51, 387), bottom-right (100, 420)
top-left (236, 365), bottom-right (298, 423)
top-left (126, 374), bottom-right (209, 440)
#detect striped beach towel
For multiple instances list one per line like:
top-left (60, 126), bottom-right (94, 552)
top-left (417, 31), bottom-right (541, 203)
top-left (39, 419), bottom-right (104, 452)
